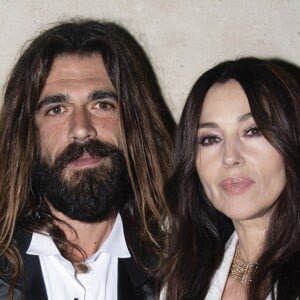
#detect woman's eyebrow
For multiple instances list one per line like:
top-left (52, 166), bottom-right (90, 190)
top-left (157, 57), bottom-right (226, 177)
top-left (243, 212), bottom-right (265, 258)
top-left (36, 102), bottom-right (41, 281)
top-left (198, 112), bottom-right (253, 128)
top-left (237, 112), bottom-right (252, 122)
top-left (198, 122), bottom-right (219, 129)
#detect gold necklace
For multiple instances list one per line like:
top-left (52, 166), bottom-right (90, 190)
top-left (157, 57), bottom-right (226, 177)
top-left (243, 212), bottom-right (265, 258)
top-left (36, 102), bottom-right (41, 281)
top-left (229, 245), bottom-right (257, 286)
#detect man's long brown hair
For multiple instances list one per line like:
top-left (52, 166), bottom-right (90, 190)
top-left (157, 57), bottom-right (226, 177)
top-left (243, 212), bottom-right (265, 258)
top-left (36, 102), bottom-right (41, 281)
top-left (0, 19), bottom-right (174, 293)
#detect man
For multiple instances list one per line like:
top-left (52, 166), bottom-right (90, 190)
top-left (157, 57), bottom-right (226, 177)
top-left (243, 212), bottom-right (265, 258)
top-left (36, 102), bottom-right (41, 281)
top-left (0, 19), bottom-right (174, 299)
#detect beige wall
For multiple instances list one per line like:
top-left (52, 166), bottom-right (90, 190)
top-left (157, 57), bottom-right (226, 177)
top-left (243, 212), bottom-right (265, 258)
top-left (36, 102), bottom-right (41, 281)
top-left (0, 0), bottom-right (299, 120)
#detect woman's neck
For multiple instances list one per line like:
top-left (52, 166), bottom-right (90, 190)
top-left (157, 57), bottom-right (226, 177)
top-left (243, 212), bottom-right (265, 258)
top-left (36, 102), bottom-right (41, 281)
top-left (233, 217), bottom-right (269, 261)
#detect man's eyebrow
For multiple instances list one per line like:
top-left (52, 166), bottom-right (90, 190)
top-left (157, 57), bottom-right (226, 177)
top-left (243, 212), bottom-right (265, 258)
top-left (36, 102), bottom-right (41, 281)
top-left (89, 90), bottom-right (118, 101)
top-left (36, 90), bottom-right (118, 111)
top-left (36, 94), bottom-right (68, 110)
top-left (198, 112), bottom-right (253, 129)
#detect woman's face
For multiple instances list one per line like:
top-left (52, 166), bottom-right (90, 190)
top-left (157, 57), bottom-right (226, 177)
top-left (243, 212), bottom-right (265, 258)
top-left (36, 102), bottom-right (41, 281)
top-left (195, 80), bottom-right (286, 222)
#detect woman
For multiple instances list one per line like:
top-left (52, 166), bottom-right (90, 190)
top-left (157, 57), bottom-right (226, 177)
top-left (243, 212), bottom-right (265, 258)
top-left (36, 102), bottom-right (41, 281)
top-left (160, 58), bottom-right (300, 299)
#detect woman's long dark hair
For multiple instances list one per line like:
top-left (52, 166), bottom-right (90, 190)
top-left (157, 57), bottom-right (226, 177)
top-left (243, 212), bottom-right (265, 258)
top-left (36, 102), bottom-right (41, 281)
top-left (159, 57), bottom-right (300, 299)
top-left (0, 19), bottom-right (175, 296)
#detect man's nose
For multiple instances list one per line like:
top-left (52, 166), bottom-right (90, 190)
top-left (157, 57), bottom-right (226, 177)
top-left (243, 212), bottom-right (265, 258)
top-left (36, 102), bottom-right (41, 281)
top-left (68, 107), bottom-right (97, 142)
top-left (222, 139), bottom-right (245, 168)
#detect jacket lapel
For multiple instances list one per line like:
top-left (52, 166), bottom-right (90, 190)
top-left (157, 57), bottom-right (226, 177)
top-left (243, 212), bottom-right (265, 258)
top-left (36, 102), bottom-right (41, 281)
top-left (118, 257), bottom-right (155, 300)
top-left (16, 231), bottom-right (48, 300)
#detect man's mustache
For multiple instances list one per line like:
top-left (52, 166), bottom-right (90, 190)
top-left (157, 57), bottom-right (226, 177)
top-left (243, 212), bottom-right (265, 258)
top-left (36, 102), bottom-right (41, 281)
top-left (51, 139), bottom-right (120, 171)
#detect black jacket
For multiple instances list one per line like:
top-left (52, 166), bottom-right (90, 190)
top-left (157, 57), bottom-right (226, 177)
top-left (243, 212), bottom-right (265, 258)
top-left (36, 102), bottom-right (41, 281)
top-left (0, 231), bottom-right (155, 300)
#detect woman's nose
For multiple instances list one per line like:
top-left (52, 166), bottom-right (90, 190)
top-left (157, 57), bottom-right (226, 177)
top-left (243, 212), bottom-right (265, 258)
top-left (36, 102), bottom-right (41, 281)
top-left (222, 140), bottom-right (245, 168)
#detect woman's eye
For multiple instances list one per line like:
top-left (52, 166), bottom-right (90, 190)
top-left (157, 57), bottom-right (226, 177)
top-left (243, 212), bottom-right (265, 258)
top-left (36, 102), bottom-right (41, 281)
top-left (199, 135), bottom-right (221, 146)
top-left (46, 105), bottom-right (65, 116)
top-left (244, 127), bottom-right (261, 137)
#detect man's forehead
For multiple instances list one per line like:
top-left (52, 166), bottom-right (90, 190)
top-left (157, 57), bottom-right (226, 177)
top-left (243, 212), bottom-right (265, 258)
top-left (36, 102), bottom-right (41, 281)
top-left (37, 53), bottom-right (116, 102)
top-left (46, 53), bottom-right (107, 80)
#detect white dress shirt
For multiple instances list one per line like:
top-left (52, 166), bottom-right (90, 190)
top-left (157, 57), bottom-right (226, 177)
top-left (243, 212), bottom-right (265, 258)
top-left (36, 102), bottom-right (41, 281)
top-left (27, 214), bottom-right (131, 300)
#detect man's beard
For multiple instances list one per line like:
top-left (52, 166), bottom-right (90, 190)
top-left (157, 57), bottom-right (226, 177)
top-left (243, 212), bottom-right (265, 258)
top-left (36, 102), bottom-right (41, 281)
top-left (32, 139), bottom-right (131, 223)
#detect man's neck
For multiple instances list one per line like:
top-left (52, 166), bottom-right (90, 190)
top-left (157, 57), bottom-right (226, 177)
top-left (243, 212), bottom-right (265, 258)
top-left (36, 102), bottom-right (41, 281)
top-left (50, 207), bottom-right (117, 260)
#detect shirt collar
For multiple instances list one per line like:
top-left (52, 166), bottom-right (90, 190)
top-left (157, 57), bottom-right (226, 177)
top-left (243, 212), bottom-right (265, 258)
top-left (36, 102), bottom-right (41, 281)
top-left (27, 213), bottom-right (131, 260)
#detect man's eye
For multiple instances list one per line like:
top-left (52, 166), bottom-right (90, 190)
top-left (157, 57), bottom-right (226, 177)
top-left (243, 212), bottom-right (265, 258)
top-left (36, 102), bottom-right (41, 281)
top-left (46, 106), bottom-right (65, 116)
top-left (244, 127), bottom-right (261, 137)
top-left (199, 135), bottom-right (221, 146)
top-left (94, 101), bottom-right (115, 110)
